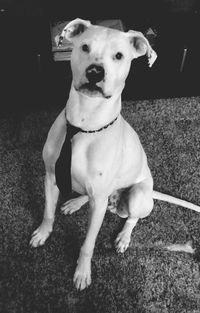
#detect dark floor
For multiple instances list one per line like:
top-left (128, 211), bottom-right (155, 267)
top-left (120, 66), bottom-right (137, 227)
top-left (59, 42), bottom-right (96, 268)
top-left (1, 96), bottom-right (200, 312)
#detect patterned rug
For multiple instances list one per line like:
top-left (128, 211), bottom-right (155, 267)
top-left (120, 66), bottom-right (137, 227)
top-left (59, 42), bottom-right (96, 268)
top-left (1, 96), bottom-right (200, 313)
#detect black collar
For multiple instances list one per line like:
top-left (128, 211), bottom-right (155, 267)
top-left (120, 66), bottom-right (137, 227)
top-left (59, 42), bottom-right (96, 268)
top-left (66, 114), bottom-right (119, 135)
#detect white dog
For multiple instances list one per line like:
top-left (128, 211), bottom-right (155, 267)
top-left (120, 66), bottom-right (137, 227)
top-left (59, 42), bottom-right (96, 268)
top-left (30, 18), bottom-right (200, 290)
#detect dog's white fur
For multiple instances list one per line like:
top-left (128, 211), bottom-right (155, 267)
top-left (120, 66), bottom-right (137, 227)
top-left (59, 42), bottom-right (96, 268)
top-left (30, 19), bottom-right (200, 290)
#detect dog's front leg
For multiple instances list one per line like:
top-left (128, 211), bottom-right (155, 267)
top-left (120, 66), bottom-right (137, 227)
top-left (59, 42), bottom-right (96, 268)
top-left (73, 195), bottom-right (108, 290)
top-left (30, 108), bottom-right (66, 247)
top-left (30, 166), bottom-right (59, 247)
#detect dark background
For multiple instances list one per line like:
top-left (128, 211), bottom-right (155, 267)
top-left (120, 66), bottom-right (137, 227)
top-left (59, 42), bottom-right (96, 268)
top-left (0, 0), bottom-right (200, 116)
top-left (1, 3), bottom-right (200, 312)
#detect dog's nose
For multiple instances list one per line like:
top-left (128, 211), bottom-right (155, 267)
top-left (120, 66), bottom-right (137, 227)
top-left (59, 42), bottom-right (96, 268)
top-left (86, 64), bottom-right (105, 83)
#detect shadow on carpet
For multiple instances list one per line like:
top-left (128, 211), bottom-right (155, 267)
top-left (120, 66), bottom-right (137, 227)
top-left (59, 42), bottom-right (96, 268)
top-left (1, 96), bottom-right (200, 313)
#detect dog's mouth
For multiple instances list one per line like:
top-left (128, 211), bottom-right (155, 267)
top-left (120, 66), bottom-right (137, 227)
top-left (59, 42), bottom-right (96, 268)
top-left (77, 83), bottom-right (111, 99)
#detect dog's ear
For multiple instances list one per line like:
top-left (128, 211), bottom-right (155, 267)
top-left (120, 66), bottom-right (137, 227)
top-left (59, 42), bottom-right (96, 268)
top-left (126, 30), bottom-right (157, 67)
top-left (56, 18), bottom-right (91, 47)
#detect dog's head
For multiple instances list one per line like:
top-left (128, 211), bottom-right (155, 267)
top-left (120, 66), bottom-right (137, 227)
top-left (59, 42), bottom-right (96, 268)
top-left (56, 18), bottom-right (157, 99)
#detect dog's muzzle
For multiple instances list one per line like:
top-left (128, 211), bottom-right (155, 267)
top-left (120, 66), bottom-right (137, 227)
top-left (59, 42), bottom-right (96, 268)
top-left (77, 64), bottom-right (111, 99)
top-left (86, 64), bottom-right (105, 84)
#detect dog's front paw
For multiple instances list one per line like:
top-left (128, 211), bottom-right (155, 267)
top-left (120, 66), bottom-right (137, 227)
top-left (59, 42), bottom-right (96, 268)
top-left (30, 218), bottom-right (53, 247)
top-left (73, 253), bottom-right (92, 290)
top-left (115, 231), bottom-right (131, 253)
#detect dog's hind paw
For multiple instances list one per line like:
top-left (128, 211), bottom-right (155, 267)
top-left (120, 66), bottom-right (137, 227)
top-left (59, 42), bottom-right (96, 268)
top-left (115, 231), bottom-right (131, 253)
top-left (61, 195), bottom-right (88, 215)
top-left (30, 219), bottom-right (53, 247)
top-left (115, 217), bottom-right (138, 253)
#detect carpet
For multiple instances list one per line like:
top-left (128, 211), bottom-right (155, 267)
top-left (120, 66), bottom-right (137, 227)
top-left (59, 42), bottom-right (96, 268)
top-left (1, 96), bottom-right (200, 313)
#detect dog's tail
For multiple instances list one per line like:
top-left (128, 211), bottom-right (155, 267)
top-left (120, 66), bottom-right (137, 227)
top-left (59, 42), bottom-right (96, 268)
top-left (153, 190), bottom-right (200, 213)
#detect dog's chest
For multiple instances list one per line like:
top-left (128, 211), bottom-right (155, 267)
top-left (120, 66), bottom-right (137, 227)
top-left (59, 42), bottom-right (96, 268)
top-left (70, 131), bottom-right (121, 194)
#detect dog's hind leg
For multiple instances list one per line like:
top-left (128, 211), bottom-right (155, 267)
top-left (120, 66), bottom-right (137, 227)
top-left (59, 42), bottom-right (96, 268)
top-left (115, 176), bottom-right (154, 253)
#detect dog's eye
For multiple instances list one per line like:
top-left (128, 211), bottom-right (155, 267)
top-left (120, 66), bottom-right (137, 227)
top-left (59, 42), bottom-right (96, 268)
top-left (115, 52), bottom-right (123, 60)
top-left (82, 44), bottom-right (90, 53)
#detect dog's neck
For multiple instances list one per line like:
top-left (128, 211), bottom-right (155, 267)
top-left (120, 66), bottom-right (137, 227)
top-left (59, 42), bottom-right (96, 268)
top-left (66, 85), bottom-right (122, 130)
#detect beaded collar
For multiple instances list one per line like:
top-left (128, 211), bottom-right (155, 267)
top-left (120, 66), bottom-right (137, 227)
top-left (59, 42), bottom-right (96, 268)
top-left (65, 109), bottom-right (119, 134)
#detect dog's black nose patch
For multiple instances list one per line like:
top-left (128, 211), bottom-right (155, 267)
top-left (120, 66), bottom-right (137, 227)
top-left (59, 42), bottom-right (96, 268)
top-left (86, 64), bottom-right (105, 83)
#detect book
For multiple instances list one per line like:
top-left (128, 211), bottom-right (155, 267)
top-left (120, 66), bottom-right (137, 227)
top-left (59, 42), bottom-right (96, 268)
top-left (51, 20), bottom-right (73, 61)
top-left (96, 19), bottom-right (124, 31)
